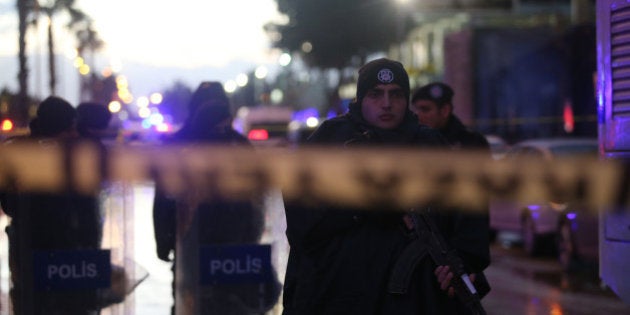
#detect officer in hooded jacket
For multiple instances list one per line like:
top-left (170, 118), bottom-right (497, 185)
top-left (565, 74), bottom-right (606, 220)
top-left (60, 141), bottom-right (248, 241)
top-left (152, 82), bottom-right (278, 314)
top-left (153, 81), bottom-right (249, 264)
top-left (281, 59), bottom-right (490, 315)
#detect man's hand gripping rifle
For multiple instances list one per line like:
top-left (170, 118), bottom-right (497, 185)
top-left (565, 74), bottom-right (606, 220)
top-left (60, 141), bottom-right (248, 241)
top-left (388, 208), bottom-right (488, 315)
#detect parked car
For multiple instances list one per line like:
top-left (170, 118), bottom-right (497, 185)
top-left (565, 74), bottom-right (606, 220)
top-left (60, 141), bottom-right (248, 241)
top-left (489, 137), bottom-right (599, 259)
top-left (232, 105), bottom-right (294, 147)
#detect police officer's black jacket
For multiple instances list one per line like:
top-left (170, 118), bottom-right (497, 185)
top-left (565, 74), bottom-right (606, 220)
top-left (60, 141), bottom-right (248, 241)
top-left (0, 136), bottom-right (103, 313)
top-left (282, 103), bottom-right (491, 315)
top-left (440, 114), bottom-right (490, 152)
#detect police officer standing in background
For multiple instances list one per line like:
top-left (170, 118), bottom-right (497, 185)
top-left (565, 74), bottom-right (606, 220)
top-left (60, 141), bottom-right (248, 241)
top-left (410, 81), bottom-right (493, 308)
top-left (410, 82), bottom-right (490, 152)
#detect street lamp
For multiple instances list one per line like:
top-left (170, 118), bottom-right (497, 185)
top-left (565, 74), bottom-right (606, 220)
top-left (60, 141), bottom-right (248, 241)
top-left (255, 66), bottom-right (268, 80)
top-left (236, 73), bottom-right (249, 87)
top-left (224, 81), bottom-right (238, 93)
top-left (279, 53), bottom-right (292, 67)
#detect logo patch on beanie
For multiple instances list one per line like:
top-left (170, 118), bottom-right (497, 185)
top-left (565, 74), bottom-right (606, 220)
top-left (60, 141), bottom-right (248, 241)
top-left (377, 68), bottom-right (394, 83)
top-left (430, 85), bottom-right (443, 99)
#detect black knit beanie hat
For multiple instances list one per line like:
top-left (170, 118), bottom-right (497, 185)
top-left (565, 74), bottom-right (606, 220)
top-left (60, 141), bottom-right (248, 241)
top-left (77, 102), bottom-right (112, 130)
top-left (31, 96), bottom-right (76, 137)
top-left (189, 81), bottom-right (229, 112)
top-left (356, 58), bottom-right (410, 104)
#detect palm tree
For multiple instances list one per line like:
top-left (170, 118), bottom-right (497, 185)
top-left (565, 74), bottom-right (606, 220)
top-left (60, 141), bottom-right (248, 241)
top-left (37, 0), bottom-right (87, 96)
top-left (73, 20), bottom-right (103, 64)
top-left (16, 0), bottom-right (37, 126)
top-left (72, 19), bottom-right (104, 101)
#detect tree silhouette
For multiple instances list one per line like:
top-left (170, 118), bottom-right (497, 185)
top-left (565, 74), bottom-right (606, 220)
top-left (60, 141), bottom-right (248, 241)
top-left (36, 0), bottom-right (87, 96)
top-left (265, 0), bottom-right (408, 70)
top-left (70, 10), bottom-right (102, 60)
top-left (71, 15), bottom-right (104, 102)
top-left (16, 0), bottom-right (38, 127)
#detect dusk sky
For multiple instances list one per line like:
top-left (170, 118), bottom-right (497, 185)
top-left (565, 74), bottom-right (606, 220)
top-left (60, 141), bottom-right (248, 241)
top-left (0, 0), bottom-right (286, 104)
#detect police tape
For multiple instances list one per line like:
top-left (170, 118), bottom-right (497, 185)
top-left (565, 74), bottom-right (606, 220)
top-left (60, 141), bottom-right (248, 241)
top-left (0, 141), bottom-right (626, 212)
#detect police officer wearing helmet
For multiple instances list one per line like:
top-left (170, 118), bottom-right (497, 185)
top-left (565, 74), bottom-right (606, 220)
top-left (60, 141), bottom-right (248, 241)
top-left (410, 82), bottom-right (490, 152)
top-left (281, 59), bottom-right (490, 314)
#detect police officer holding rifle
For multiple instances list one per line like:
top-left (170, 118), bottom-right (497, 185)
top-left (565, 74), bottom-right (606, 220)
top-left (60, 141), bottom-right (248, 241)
top-left (281, 58), bottom-right (491, 314)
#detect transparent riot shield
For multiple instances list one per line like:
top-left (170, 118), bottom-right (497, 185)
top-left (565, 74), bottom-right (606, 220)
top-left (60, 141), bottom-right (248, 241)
top-left (98, 181), bottom-right (149, 315)
top-left (1, 205), bottom-right (10, 312)
top-left (174, 188), bottom-right (287, 315)
top-left (0, 172), bottom-right (146, 314)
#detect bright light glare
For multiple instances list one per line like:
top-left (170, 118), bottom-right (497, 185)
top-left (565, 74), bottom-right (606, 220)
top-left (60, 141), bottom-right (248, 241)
top-left (156, 123), bottom-right (170, 133)
top-left (225, 80), bottom-right (237, 93)
top-left (138, 107), bottom-right (151, 118)
top-left (120, 92), bottom-right (134, 104)
top-left (116, 76), bottom-right (129, 89)
top-left (306, 117), bottom-right (319, 127)
top-left (236, 74), bottom-right (249, 87)
top-left (108, 101), bottom-right (122, 113)
top-left (74, 57), bottom-right (84, 68)
top-left (79, 64), bottom-right (90, 75)
top-left (279, 53), bottom-right (292, 66)
top-left (149, 113), bottom-right (164, 125)
top-left (255, 66), bottom-right (268, 79)
top-left (137, 96), bottom-right (150, 108)
top-left (270, 89), bottom-right (283, 103)
top-left (150, 93), bottom-right (163, 104)
top-left (1, 119), bottom-right (13, 131)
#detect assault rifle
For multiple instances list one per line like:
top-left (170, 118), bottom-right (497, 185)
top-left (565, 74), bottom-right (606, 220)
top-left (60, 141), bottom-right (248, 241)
top-left (388, 208), bottom-right (489, 315)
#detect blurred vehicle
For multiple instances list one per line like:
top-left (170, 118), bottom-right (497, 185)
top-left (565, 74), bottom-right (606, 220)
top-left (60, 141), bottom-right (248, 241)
top-left (489, 137), bottom-right (599, 258)
top-left (233, 105), bottom-right (293, 147)
top-left (287, 118), bottom-right (320, 146)
top-left (484, 134), bottom-right (510, 160)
